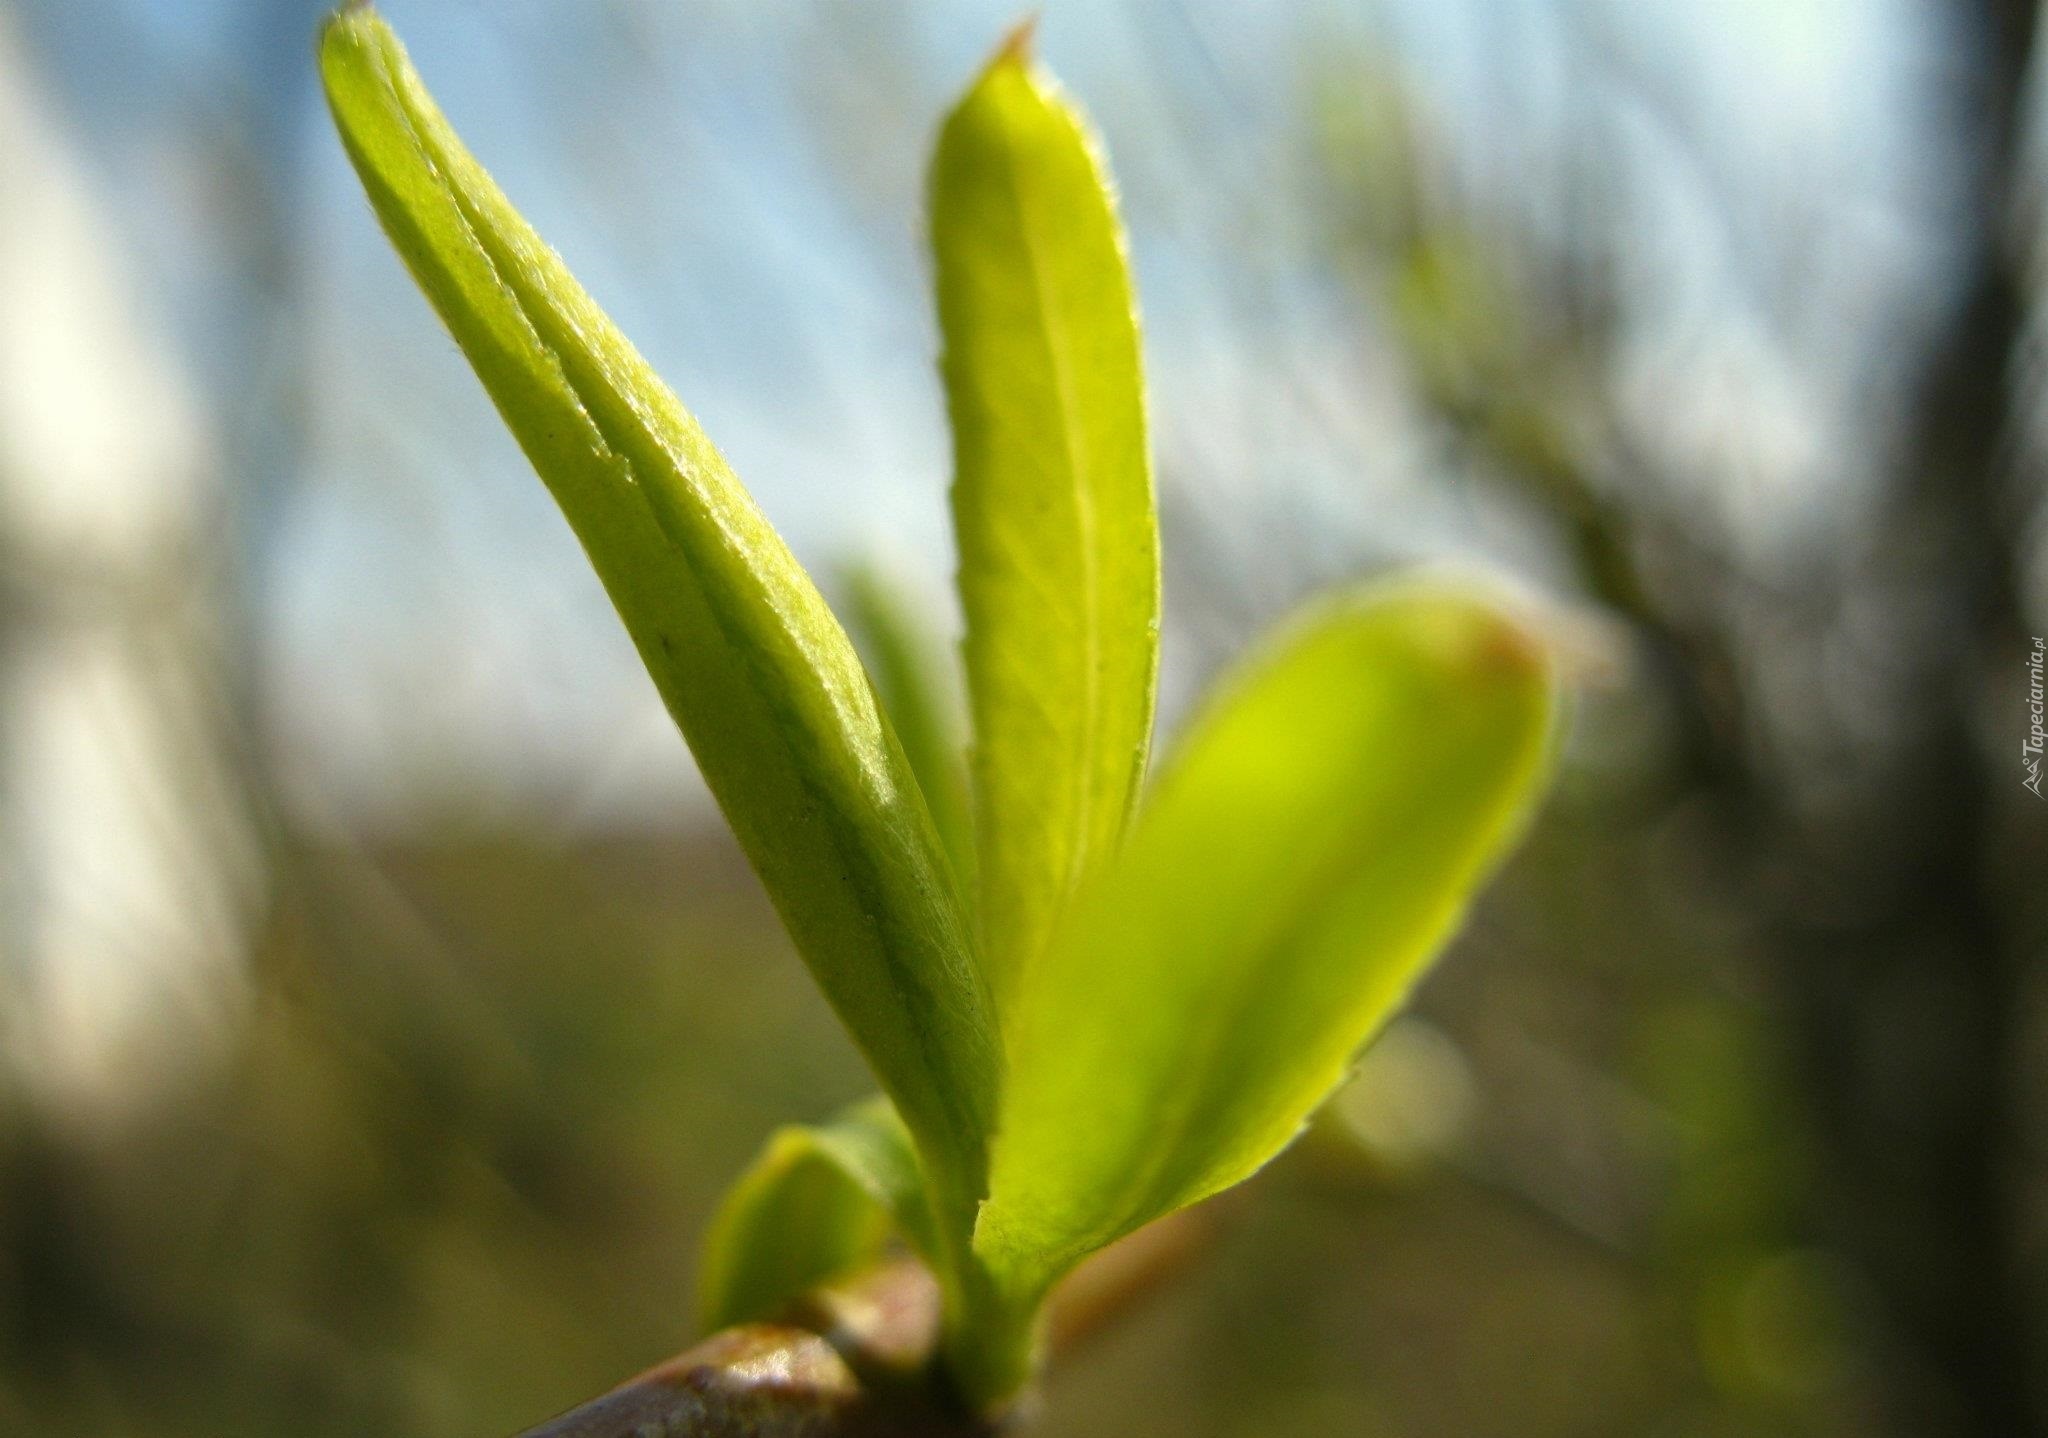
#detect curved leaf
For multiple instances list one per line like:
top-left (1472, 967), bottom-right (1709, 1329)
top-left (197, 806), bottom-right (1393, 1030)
top-left (930, 34), bottom-right (1159, 1019)
top-left (975, 580), bottom-right (1557, 1300)
top-left (320, 7), bottom-right (997, 1220)
top-left (699, 1099), bottom-right (933, 1331)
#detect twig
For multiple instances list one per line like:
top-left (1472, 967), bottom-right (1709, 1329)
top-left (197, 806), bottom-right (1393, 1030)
top-left (512, 1260), bottom-right (981, 1438)
top-left (511, 1210), bottom-right (1214, 1438)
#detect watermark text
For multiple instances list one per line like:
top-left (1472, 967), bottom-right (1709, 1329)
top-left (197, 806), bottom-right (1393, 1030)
top-left (2027, 637), bottom-right (2045, 797)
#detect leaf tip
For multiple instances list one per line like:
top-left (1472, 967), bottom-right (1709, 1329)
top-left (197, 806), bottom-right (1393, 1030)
top-left (992, 14), bottom-right (1042, 69)
top-left (1469, 604), bottom-right (1550, 683)
top-left (319, 0), bottom-right (376, 47)
top-left (317, 0), bottom-right (388, 79)
top-left (1372, 576), bottom-right (1558, 696)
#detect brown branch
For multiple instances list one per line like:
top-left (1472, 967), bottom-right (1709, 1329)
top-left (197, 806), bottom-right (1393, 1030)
top-left (516, 1322), bottom-right (899, 1438)
top-left (513, 1261), bottom-right (981, 1438)
top-left (510, 1210), bottom-right (1213, 1438)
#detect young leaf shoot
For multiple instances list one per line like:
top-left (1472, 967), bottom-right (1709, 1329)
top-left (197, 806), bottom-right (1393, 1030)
top-left (323, 7), bottom-right (1560, 1418)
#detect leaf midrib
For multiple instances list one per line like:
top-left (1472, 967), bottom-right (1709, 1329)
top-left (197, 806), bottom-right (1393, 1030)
top-left (989, 101), bottom-right (1108, 910)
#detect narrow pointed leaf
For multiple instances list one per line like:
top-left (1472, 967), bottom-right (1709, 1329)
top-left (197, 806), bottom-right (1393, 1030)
top-left (841, 565), bottom-right (976, 899)
top-left (931, 38), bottom-right (1159, 1017)
top-left (976, 581), bottom-right (1557, 1298)
top-left (320, 7), bottom-right (997, 1215)
top-left (698, 1099), bottom-right (934, 1331)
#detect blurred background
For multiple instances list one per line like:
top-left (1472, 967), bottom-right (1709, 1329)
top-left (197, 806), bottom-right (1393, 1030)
top-left (1, 0), bottom-right (2044, 1434)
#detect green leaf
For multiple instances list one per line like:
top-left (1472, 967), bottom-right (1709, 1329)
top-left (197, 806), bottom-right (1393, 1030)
top-left (930, 32), bottom-right (1160, 1019)
top-left (698, 1099), bottom-right (933, 1331)
top-left (320, 7), bottom-right (998, 1226)
top-left (975, 580), bottom-right (1558, 1301)
top-left (840, 565), bottom-right (976, 901)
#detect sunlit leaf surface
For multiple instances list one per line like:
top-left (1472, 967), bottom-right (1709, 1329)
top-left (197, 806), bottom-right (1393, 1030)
top-left (976, 581), bottom-right (1557, 1299)
top-left (931, 33), bottom-right (1159, 1020)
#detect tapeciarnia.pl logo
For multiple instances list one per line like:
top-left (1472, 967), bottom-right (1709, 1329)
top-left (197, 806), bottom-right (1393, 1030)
top-left (2027, 637), bottom-right (2045, 798)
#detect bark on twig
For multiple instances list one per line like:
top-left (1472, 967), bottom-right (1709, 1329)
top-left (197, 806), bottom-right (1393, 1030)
top-left (512, 1210), bottom-right (1213, 1438)
top-left (513, 1261), bottom-right (985, 1438)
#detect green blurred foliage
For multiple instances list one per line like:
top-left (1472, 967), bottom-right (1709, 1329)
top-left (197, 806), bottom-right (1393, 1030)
top-left (0, 829), bottom-right (870, 1436)
top-left (0, 760), bottom-right (1866, 1436)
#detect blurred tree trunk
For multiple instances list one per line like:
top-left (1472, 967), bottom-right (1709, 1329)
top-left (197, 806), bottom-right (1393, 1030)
top-left (1773, 0), bottom-right (2044, 1431)
top-left (1349, 0), bottom-right (2048, 1426)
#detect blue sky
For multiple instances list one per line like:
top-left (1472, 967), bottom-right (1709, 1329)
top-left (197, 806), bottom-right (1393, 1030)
top-left (4, 0), bottom-right (1944, 825)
